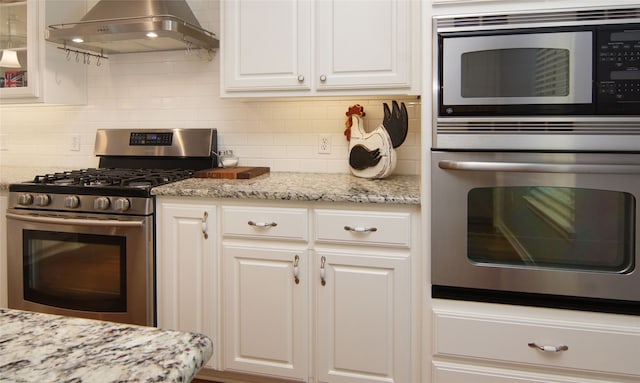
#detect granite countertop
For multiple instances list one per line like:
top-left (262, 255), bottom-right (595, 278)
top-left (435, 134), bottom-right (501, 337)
top-left (1, 167), bottom-right (420, 205)
top-left (0, 308), bottom-right (212, 383)
top-left (152, 172), bottom-right (420, 205)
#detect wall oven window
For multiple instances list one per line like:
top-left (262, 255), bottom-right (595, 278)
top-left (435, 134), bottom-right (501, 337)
top-left (467, 187), bottom-right (634, 272)
top-left (23, 230), bottom-right (127, 312)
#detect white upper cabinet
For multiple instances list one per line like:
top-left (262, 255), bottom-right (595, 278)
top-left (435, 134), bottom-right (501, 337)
top-left (315, 0), bottom-right (411, 91)
top-left (221, 0), bottom-right (419, 97)
top-left (221, 0), bottom-right (311, 92)
top-left (0, 0), bottom-right (87, 104)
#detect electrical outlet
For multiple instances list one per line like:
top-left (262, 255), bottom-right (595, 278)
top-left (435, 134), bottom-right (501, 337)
top-left (70, 134), bottom-right (81, 151)
top-left (318, 135), bottom-right (331, 154)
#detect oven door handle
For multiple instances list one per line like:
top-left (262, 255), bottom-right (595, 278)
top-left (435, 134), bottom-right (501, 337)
top-left (6, 212), bottom-right (145, 228)
top-left (438, 160), bottom-right (640, 174)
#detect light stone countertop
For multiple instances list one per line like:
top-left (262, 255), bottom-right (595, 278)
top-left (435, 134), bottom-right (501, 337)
top-left (0, 308), bottom-right (212, 383)
top-left (1, 168), bottom-right (420, 205)
top-left (151, 172), bottom-right (421, 205)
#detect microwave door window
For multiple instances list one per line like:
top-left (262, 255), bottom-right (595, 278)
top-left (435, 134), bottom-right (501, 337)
top-left (467, 187), bottom-right (634, 273)
top-left (461, 48), bottom-right (570, 98)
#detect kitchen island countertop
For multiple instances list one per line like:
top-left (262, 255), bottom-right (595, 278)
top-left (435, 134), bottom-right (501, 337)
top-left (152, 172), bottom-right (420, 205)
top-left (0, 308), bottom-right (212, 383)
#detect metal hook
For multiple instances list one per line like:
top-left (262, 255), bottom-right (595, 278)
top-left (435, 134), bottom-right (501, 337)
top-left (86, 54), bottom-right (91, 65)
top-left (96, 56), bottom-right (102, 67)
top-left (66, 48), bottom-right (71, 61)
top-left (75, 52), bottom-right (80, 63)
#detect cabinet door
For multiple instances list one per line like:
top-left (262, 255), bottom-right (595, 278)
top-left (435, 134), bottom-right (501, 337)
top-left (316, 250), bottom-right (411, 383)
top-left (0, 0), bottom-right (86, 104)
top-left (156, 202), bottom-right (217, 369)
top-left (222, 244), bottom-right (308, 380)
top-left (222, 0), bottom-right (311, 91)
top-left (315, 0), bottom-right (411, 90)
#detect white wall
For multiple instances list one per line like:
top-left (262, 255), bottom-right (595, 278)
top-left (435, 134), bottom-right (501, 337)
top-left (0, 0), bottom-right (421, 175)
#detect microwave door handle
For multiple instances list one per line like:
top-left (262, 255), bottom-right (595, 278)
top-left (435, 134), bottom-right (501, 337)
top-left (6, 212), bottom-right (145, 228)
top-left (438, 160), bottom-right (640, 174)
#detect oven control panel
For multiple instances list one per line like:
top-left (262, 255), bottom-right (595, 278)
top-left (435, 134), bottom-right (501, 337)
top-left (596, 24), bottom-right (640, 113)
top-left (129, 132), bottom-right (173, 146)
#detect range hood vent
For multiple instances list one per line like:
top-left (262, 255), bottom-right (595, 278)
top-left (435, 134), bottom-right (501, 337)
top-left (46, 0), bottom-right (219, 56)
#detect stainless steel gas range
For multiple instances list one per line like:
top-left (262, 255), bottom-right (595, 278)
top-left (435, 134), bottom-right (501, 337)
top-left (6, 128), bottom-right (217, 326)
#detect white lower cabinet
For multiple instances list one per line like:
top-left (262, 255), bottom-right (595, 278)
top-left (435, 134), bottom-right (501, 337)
top-left (157, 199), bottom-right (418, 382)
top-left (156, 199), bottom-right (218, 369)
top-left (221, 205), bottom-right (309, 380)
top-left (314, 208), bottom-right (412, 383)
top-left (222, 244), bottom-right (309, 380)
top-left (432, 299), bottom-right (640, 383)
top-left (315, 250), bottom-right (410, 383)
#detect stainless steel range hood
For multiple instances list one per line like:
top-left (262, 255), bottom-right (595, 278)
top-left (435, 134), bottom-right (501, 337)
top-left (46, 0), bottom-right (219, 56)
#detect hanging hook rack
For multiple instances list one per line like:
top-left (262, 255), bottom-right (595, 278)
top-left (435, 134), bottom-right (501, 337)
top-left (182, 39), bottom-right (214, 62)
top-left (57, 44), bottom-right (108, 67)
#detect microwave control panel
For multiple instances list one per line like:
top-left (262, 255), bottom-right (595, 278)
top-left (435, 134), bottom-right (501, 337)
top-left (596, 24), bottom-right (640, 112)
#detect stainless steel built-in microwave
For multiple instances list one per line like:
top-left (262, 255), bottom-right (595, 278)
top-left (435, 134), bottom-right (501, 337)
top-left (436, 8), bottom-right (640, 116)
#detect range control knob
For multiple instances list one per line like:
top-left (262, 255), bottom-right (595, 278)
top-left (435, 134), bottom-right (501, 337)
top-left (64, 195), bottom-right (80, 209)
top-left (94, 196), bottom-right (111, 211)
top-left (17, 193), bottom-right (34, 206)
top-left (114, 198), bottom-right (130, 212)
top-left (34, 194), bottom-right (51, 207)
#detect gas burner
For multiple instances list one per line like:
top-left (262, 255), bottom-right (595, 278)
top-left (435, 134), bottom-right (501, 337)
top-left (31, 168), bottom-right (194, 189)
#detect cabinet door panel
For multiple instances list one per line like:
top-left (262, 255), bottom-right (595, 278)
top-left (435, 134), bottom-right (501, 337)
top-left (156, 203), bottom-right (217, 368)
top-left (222, 244), bottom-right (308, 380)
top-left (316, 251), bottom-right (410, 383)
top-left (223, 0), bottom-right (311, 91)
top-left (315, 0), bottom-right (411, 90)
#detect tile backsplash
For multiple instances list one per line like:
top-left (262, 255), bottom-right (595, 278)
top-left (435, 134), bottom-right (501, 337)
top-left (0, 0), bottom-right (420, 175)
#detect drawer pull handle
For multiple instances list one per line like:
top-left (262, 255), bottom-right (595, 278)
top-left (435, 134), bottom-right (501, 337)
top-left (201, 211), bottom-right (209, 239)
top-left (248, 220), bottom-right (278, 228)
top-left (293, 255), bottom-right (300, 285)
top-left (344, 225), bottom-right (378, 233)
top-left (320, 256), bottom-right (326, 286)
top-left (528, 342), bottom-right (569, 353)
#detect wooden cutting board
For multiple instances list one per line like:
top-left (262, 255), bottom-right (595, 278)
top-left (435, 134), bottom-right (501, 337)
top-left (193, 167), bottom-right (270, 179)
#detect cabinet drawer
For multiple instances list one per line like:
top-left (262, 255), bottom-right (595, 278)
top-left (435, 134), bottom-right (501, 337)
top-left (222, 206), bottom-right (308, 241)
top-left (314, 209), bottom-right (410, 248)
top-left (433, 308), bottom-right (640, 377)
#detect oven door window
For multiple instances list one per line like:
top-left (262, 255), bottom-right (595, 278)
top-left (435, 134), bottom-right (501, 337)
top-left (23, 230), bottom-right (126, 312)
top-left (468, 187), bottom-right (634, 272)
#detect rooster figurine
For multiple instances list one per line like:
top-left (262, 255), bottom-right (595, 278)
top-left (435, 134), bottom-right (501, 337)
top-left (344, 101), bottom-right (408, 179)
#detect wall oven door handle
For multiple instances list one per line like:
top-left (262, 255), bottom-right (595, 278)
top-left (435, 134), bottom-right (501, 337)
top-left (6, 212), bottom-right (145, 228)
top-left (438, 160), bottom-right (640, 174)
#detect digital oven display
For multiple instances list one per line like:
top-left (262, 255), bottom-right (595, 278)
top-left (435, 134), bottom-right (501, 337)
top-left (129, 132), bottom-right (173, 146)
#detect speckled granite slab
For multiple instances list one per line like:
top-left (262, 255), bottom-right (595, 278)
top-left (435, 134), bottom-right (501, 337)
top-left (0, 309), bottom-right (212, 383)
top-left (152, 172), bottom-right (420, 205)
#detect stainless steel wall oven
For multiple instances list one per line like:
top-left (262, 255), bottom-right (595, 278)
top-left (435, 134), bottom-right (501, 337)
top-left (432, 7), bottom-right (640, 315)
top-left (7, 129), bottom-right (217, 326)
